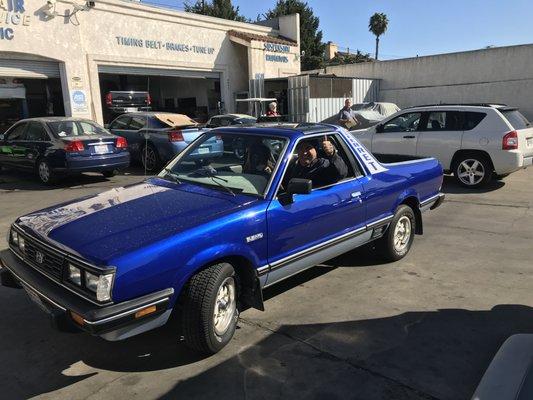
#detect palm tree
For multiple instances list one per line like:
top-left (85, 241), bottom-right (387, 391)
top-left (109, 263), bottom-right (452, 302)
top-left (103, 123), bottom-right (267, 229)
top-left (369, 13), bottom-right (389, 60)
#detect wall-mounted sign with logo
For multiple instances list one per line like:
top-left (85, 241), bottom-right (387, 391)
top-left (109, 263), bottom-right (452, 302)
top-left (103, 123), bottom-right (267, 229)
top-left (0, 0), bottom-right (31, 41)
top-left (70, 90), bottom-right (88, 113)
top-left (115, 36), bottom-right (216, 55)
top-left (264, 42), bottom-right (291, 63)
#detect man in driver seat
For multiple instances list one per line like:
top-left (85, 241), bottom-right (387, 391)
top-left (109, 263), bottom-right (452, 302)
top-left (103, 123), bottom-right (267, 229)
top-left (290, 137), bottom-right (348, 188)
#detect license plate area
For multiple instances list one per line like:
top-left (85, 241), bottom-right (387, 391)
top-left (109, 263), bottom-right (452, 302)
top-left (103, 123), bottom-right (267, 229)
top-left (93, 145), bottom-right (110, 154)
top-left (527, 138), bottom-right (533, 147)
top-left (22, 284), bottom-right (50, 314)
top-left (197, 147), bottom-right (210, 154)
top-left (126, 107), bottom-right (137, 112)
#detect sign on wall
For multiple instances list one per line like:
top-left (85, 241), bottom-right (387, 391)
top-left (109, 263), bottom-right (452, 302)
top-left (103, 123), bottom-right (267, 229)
top-left (70, 90), bottom-right (88, 113)
top-left (0, 0), bottom-right (31, 41)
top-left (264, 42), bottom-right (290, 63)
top-left (115, 36), bottom-right (216, 55)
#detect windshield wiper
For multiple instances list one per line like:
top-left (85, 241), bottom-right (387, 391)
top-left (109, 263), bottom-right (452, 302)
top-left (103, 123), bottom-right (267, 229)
top-left (162, 168), bottom-right (182, 184)
top-left (191, 167), bottom-right (235, 196)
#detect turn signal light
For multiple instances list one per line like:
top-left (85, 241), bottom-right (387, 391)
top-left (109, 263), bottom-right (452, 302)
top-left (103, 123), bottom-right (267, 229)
top-left (135, 305), bottom-right (157, 319)
top-left (168, 130), bottom-right (184, 142)
top-left (116, 137), bottom-right (128, 148)
top-left (64, 140), bottom-right (85, 152)
top-left (502, 130), bottom-right (518, 150)
top-left (70, 311), bottom-right (84, 326)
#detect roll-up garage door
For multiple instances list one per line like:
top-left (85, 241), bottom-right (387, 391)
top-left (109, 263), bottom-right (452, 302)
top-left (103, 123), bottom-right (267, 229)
top-left (0, 59), bottom-right (61, 79)
top-left (98, 65), bottom-right (219, 79)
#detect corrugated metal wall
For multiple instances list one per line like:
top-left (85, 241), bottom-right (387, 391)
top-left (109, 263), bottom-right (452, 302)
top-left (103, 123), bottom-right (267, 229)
top-left (288, 76), bottom-right (379, 122)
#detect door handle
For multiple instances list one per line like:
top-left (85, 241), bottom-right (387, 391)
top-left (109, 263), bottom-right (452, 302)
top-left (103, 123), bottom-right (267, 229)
top-left (403, 135), bottom-right (416, 139)
top-left (350, 191), bottom-right (363, 203)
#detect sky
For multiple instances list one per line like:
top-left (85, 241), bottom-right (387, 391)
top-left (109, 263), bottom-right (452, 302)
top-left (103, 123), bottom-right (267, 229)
top-left (141, 0), bottom-right (533, 60)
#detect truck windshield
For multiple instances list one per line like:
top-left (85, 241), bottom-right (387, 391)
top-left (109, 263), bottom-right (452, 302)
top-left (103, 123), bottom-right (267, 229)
top-left (48, 121), bottom-right (108, 137)
top-left (161, 132), bottom-right (288, 197)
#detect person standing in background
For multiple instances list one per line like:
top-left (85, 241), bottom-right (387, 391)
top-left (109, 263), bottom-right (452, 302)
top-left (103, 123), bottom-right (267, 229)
top-left (338, 98), bottom-right (359, 129)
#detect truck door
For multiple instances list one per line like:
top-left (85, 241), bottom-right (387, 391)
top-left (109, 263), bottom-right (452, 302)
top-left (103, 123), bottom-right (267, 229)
top-left (265, 133), bottom-right (367, 286)
top-left (417, 111), bottom-right (463, 169)
top-left (372, 112), bottom-right (422, 158)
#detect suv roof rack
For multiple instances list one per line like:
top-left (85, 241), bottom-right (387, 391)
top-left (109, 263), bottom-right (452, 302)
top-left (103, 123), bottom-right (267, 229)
top-left (407, 103), bottom-right (508, 109)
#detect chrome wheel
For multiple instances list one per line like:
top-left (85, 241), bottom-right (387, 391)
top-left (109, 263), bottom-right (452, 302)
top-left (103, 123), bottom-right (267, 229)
top-left (457, 159), bottom-right (485, 186)
top-left (142, 146), bottom-right (157, 171)
top-left (393, 215), bottom-right (412, 253)
top-left (38, 162), bottom-right (50, 183)
top-left (213, 277), bottom-right (236, 337)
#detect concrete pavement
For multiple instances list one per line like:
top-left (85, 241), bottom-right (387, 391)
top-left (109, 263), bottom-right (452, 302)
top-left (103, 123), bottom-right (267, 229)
top-left (1, 167), bottom-right (532, 400)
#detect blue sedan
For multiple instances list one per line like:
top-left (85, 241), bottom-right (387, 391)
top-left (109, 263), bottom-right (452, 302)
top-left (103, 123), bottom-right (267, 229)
top-left (0, 117), bottom-right (130, 184)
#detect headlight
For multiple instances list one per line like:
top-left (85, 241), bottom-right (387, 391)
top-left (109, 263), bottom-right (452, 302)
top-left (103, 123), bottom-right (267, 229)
top-left (11, 229), bottom-right (18, 245)
top-left (18, 236), bottom-right (25, 252)
top-left (67, 264), bottom-right (82, 286)
top-left (85, 271), bottom-right (113, 302)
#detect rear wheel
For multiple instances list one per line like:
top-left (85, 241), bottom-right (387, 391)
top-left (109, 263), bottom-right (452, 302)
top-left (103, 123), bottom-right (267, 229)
top-left (141, 144), bottom-right (160, 173)
top-left (36, 160), bottom-right (55, 185)
top-left (453, 153), bottom-right (492, 188)
top-left (102, 170), bottom-right (116, 178)
top-left (378, 205), bottom-right (416, 262)
top-left (181, 262), bottom-right (238, 354)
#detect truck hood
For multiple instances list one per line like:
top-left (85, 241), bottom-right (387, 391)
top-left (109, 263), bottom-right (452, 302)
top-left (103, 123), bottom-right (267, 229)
top-left (16, 178), bottom-right (257, 264)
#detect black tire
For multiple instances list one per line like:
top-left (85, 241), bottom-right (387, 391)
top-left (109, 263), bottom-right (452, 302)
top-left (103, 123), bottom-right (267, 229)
top-left (36, 159), bottom-right (55, 185)
top-left (453, 153), bottom-right (493, 188)
top-left (141, 144), bottom-right (160, 173)
top-left (378, 205), bottom-right (416, 262)
top-left (181, 263), bottom-right (239, 354)
top-left (102, 170), bottom-right (116, 178)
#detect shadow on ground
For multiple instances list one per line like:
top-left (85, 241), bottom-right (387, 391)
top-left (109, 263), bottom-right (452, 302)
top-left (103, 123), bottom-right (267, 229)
top-left (441, 175), bottom-right (505, 194)
top-left (2, 266), bottom-right (533, 400)
top-left (0, 165), bottom-right (152, 191)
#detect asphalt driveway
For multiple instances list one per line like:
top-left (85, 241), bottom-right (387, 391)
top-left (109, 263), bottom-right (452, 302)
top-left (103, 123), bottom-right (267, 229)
top-left (1, 166), bottom-right (532, 400)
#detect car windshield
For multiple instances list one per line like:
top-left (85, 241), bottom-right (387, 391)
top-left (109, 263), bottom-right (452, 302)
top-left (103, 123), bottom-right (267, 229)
top-left (160, 132), bottom-right (288, 197)
top-left (48, 121), bottom-right (108, 137)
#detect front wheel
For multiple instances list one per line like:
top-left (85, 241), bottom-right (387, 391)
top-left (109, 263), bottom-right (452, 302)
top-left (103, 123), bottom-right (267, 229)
top-left (378, 205), bottom-right (416, 262)
top-left (181, 263), bottom-right (239, 354)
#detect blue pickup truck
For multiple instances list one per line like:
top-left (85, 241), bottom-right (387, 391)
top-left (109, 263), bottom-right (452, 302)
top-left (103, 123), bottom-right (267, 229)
top-left (0, 124), bottom-right (444, 353)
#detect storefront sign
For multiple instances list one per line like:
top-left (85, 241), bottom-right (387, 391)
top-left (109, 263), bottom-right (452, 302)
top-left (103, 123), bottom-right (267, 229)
top-left (266, 54), bottom-right (289, 63)
top-left (70, 90), bottom-right (88, 113)
top-left (115, 36), bottom-right (215, 55)
top-left (264, 43), bottom-right (290, 53)
top-left (0, 0), bottom-right (30, 40)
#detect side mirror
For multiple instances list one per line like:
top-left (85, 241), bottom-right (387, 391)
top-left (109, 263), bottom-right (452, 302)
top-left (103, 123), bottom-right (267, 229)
top-left (375, 124), bottom-right (384, 133)
top-left (287, 178), bottom-right (312, 195)
top-left (279, 178), bottom-right (312, 205)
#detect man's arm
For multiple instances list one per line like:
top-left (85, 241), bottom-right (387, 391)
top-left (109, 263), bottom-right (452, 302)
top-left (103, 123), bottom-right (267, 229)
top-left (321, 139), bottom-right (348, 181)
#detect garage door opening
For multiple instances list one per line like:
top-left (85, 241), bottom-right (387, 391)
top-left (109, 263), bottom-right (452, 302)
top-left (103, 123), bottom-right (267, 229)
top-left (98, 67), bottom-right (222, 124)
top-left (0, 58), bottom-right (65, 133)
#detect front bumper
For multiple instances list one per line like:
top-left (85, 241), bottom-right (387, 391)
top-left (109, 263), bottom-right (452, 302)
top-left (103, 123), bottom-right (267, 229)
top-left (0, 249), bottom-right (173, 341)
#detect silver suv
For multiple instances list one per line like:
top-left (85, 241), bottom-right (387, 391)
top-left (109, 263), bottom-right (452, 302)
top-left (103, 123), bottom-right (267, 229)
top-left (354, 104), bottom-right (533, 187)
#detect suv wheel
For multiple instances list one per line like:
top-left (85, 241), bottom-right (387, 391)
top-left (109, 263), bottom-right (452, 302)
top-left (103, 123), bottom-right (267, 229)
top-left (181, 262), bottom-right (239, 354)
top-left (141, 144), bottom-right (160, 173)
top-left (37, 160), bottom-right (55, 185)
top-left (378, 205), bottom-right (416, 262)
top-left (454, 153), bottom-right (492, 188)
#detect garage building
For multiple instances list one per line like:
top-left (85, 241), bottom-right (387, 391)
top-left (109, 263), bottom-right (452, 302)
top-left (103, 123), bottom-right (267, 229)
top-left (0, 0), bottom-right (300, 128)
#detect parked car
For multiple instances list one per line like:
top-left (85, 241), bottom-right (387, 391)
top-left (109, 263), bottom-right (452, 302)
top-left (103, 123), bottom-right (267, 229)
top-left (0, 117), bottom-right (130, 184)
top-left (353, 104), bottom-right (533, 187)
top-left (107, 112), bottom-right (222, 172)
top-left (0, 124), bottom-right (444, 354)
top-left (104, 91), bottom-right (151, 121)
top-left (321, 102), bottom-right (401, 129)
top-left (205, 113), bottom-right (256, 128)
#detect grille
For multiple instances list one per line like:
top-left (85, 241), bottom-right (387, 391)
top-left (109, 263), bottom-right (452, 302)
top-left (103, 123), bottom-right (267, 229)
top-left (23, 237), bottom-right (65, 280)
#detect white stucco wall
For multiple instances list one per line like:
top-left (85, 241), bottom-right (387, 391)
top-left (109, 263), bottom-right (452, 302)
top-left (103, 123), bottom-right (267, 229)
top-left (0, 0), bottom-right (300, 122)
top-left (308, 44), bottom-right (533, 119)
